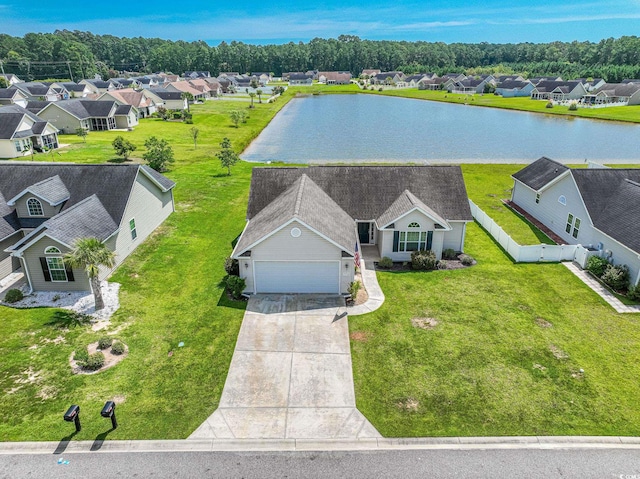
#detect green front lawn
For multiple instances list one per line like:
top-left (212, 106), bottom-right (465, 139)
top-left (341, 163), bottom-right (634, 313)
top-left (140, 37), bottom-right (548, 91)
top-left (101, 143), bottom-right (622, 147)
top-left (350, 221), bottom-right (640, 437)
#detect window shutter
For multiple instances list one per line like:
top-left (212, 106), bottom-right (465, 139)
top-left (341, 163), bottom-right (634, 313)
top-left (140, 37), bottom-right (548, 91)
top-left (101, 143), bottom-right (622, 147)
top-left (392, 231), bottom-right (399, 252)
top-left (427, 231), bottom-right (433, 250)
top-left (65, 263), bottom-right (75, 282)
top-left (39, 257), bottom-right (51, 282)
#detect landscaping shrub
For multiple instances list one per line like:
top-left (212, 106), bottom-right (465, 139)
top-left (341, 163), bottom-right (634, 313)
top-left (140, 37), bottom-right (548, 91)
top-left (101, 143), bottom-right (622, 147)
top-left (111, 340), bottom-right (125, 355)
top-left (74, 348), bottom-right (89, 365)
top-left (545, 101), bottom-right (554, 108)
top-left (85, 352), bottom-right (105, 371)
top-left (378, 256), bottom-right (393, 269)
top-left (460, 254), bottom-right (475, 266)
top-left (3, 289), bottom-right (23, 303)
top-left (442, 248), bottom-right (457, 260)
top-left (98, 336), bottom-right (113, 350)
top-left (225, 275), bottom-right (246, 300)
top-left (568, 102), bottom-right (578, 111)
top-left (411, 250), bottom-right (438, 271)
top-left (348, 280), bottom-right (362, 298)
top-left (601, 264), bottom-right (630, 292)
top-left (628, 284), bottom-right (640, 301)
top-left (587, 256), bottom-right (610, 277)
top-left (437, 260), bottom-right (448, 270)
top-left (224, 256), bottom-right (239, 276)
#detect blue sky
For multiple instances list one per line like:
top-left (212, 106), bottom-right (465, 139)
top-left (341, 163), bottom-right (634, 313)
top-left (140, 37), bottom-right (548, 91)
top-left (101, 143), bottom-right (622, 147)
top-left (3, 0), bottom-right (640, 44)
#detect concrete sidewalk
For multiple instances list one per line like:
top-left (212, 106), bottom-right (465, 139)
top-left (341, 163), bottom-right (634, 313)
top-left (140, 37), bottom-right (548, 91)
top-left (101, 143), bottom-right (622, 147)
top-left (189, 295), bottom-right (380, 440)
top-left (347, 257), bottom-right (385, 315)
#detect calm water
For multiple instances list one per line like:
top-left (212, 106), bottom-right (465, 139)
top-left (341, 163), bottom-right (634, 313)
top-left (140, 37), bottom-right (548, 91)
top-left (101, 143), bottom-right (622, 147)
top-left (241, 95), bottom-right (640, 164)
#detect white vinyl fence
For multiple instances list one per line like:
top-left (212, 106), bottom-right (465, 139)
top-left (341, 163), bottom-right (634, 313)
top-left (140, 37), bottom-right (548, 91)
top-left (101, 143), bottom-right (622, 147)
top-left (469, 200), bottom-right (578, 263)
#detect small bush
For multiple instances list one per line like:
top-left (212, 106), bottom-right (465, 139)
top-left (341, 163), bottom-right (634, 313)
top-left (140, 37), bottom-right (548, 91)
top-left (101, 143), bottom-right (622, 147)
top-left (378, 257), bottom-right (393, 269)
top-left (587, 256), bottom-right (609, 277)
top-left (225, 275), bottom-right (246, 299)
top-left (411, 250), bottom-right (438, 271)
top-left (601, 264), bottom-right (630, 292)
top-left (111, 340), bottom-right (125, 355)
top-left (172, 112), bottom-right (182, 120)
top-left (74, 348), bottom-right (89, 365)
top-left (184, 118), bottom-right (193, 124)
top-left (568, 102), bottom-right (578, 111)
top-left (442, 248), bottom-right (457, 260)
top-left (437, 260), bottom-right (448, 270)
top-left (545, 101), bottom-right (554, 108)
top-left (85, 352), bottom-right (105, 371)
top-left (348, 280), bottom-right (362, 298)
top-left (628, 283), bottom-right (640, 301)
top-left (97, 336), bottom-right (113, 350)
top-left (3, 289), bottom-right (23, 303)
top-left (224, 256), bottom-right (239, 276)
top-left (460, 254), bottom-right (475, 266)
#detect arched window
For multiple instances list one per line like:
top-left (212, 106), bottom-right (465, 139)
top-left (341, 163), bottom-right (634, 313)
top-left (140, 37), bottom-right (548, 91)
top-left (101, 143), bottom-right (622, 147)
top-left (27, 198), bottom-right (43, 216)
top-left (408, 222), bottom-right (421, 228)
top-left (44, 246), bottom-right (61, 254)
top-left (558, 195), bottom-right (567, 206)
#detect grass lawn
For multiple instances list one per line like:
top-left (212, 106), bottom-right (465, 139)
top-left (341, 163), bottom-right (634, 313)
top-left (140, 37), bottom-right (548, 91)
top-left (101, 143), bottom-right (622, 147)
top-left (0, 95), bottom-right (297, 441)
top-left (350, 221), bottom-right (640, 437)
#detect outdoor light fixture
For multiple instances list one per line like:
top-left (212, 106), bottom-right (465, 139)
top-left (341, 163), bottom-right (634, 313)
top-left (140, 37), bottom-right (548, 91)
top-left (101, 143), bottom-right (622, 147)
top-left (244, 262), bottom-right (249, 269)
top-left (100, 401), bottom-right (117, 430)
top-left (63, 405), bottom-right (81, 432)
top-left (345, 263), bottom-right (349, 269)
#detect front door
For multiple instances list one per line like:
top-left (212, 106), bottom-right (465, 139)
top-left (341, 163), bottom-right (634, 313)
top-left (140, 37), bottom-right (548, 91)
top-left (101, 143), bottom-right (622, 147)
top-left (358, 222), bottom-right (370, 244)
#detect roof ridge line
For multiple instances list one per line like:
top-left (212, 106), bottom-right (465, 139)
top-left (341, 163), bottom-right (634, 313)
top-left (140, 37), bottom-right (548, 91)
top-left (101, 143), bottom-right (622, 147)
top-left (294, 174), bottom-right (307, 216)
top-left (625, 179), bottom-right (640, 188)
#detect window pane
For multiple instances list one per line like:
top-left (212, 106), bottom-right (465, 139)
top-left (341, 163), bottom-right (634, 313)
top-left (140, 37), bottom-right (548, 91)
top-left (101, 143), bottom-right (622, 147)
top-left (565, 223), bottom-right (572, 233)
top-left (567, 214), bottom-right (574, 224)
top-left (407, 232), bottom-right (420, 241)
top-left (406, 242), bottom-right (419, 251)
top-left (47, 257), bottom-right (67, 282)
top-left (420, 232), bottom-right (426, 241)
top-left (572, 228), bottom-right (579, 239)
top-left (399, 232), bottom-right (405, 241)
top-left (574, 218), bottom-right (581, 229)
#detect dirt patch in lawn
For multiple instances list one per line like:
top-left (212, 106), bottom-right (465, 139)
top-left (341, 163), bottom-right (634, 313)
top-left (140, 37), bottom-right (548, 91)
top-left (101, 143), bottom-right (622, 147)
top-left (350, 331), bottom-right (373, 342)
top-left (70, 341), bottom-right (129, 375)
top-left (549, 344), bottom-right (569, 360)
top-left (412, 317), bottom-right (439, 330)
top-left (396, 397), bottom-right (420, 412)
top-left (536, 317), bottom-right (553, 328)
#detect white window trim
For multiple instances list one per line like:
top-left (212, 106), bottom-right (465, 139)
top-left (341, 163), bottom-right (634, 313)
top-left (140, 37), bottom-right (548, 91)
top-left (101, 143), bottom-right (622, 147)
top-left (398, 230), bottom-right (429, 252)
top-left (44, 246), bottom-right (62, 254)
top-left (129, 217), bottom-right (138, 240)
top-left (46, 257), bottom-right (68, 282)
top-left (27, 197), bottom-right (44, 217)
top-left (558, 195), bottom-right (567, 206)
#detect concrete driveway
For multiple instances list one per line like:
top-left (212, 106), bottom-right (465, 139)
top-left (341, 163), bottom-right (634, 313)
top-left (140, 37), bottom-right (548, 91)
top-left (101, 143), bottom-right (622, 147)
top-left (189, 295), bottom-right (380, 439)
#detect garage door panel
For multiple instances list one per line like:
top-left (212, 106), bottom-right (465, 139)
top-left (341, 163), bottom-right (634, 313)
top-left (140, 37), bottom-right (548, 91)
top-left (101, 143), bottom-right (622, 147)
top-left (255, 261), bottom-right (339, 294)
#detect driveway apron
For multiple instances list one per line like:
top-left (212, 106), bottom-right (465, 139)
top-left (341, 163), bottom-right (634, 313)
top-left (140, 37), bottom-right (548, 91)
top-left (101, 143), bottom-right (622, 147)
top-left (189, 294), bottom-right (380, 439)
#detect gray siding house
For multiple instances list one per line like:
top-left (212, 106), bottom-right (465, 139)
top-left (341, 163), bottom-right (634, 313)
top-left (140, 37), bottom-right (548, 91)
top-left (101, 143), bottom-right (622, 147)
top-left (0, 164), bottom-right (175, 293)
top-left (232, 166), bottom-right (472, 294)
top-left (511, 157), bottom-right (640, 286)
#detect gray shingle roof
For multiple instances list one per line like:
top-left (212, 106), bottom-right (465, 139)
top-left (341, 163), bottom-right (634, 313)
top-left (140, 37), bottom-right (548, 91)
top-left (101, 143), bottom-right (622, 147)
top-left (0, 112), bottom-right (22, 139)
top-left (46, 99), bottom-right (115, 119)
top-left (140, 165), bottom-right (176, 192)
top-left (377, 190), bottom-right (449, 228)
top-left (0, 104), bottom-right (52, 140)
top-left (247, 166), bottom-right (472, 222)
top-left (235, 174), bottom-right (357, 255)
top-left (24, 101), bottom-right (51, 114)
top-left (8, 175), bottom-right (70, 206)
top-left (512, 157), bottom-right (570, 191)
top-left (150, 90), bottom-right (183, 100)
top-left (0, 88), bottom-right (20, 99)
top-left (0, 192), bottom-right (20, 238)
top-left (115, 104), bottom-right (132, 115)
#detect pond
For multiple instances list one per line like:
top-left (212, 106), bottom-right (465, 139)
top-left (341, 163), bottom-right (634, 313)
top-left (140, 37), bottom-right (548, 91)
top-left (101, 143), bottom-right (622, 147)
top-left (241, 94), bottom-right (640, 164)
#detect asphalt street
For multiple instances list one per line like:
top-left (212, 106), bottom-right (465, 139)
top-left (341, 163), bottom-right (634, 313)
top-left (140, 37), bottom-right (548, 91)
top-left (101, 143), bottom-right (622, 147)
top-left (2, 448), bottom-right (640, 478)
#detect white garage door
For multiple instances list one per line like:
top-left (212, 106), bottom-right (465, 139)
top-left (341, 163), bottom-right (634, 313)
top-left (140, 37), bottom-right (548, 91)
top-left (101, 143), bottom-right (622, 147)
top-left (254, 261), bottom-right (339, 294)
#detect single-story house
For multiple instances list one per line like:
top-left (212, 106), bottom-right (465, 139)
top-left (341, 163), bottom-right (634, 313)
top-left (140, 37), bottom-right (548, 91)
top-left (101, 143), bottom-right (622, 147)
top-left (52, 82), bottom-right (92, 98)
top-left (164, 81), bottom-right (205, 101)
top-left (35, 99), bottom-right (138, 133)
top-left (531, 81), bottom-right (587, 101)
top-left (11, 82), bottom-right (59, 102)
top-left (148, 89), bottom-right (188, 110)
top-left (0, 88), bottom-right (29, 108)
top-left (98, 89), bottom-right (160, 118)
top-left (530, 76), bottom-right (563, 84)
top-left (0, 163), bottom-right (175, 292)
top-left (371, 72), bottom-right (406, 85)
top-left (511, 157), bottom-right (640, 286)
top-left (495, 75), bottom-right (525, 83)
top-left (1, 74), bottom-right (22, 86)
top-left (288, 73), bottom-right (314, 86)
top-left (231, 166), bottom-right (473, 294)
top-left (582, 83), bottom-right (640, 106)
top-left (0, 105), bottom-right (59, 158)
top-left (79, 79), bottom-right (114, 94)
top-left (318, 71), bottom-right (352, 85)
top-left (495, 80), bottom-right (535, 97)
top-left (185, 71), bottom-right (210, 79)
top-left (361, 69), bottom-right (381, 78)
top-left (575, 78), bottom-right (606, 92)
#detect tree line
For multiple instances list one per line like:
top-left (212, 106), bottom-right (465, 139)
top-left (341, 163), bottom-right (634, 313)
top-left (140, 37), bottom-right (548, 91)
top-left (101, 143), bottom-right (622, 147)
top-left (2, 31), bottom-right (640, 82)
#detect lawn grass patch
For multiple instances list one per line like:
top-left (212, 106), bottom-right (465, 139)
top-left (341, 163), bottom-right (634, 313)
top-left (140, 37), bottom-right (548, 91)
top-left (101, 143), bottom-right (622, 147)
top-left (350, 222), bottom-right (640, 437)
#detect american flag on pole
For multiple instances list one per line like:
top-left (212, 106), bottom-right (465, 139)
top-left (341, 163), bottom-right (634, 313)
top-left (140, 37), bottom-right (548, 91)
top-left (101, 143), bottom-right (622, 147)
top-left (354, 242), bottom-right (361, 269)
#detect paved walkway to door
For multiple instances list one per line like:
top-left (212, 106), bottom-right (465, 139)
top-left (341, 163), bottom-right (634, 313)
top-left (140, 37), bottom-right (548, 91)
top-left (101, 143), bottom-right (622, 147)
top-left (189, 295), bottom-right (381, 440)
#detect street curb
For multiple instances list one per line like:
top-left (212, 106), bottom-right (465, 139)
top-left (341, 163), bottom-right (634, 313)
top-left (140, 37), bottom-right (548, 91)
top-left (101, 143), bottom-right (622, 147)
top-left (2, 437), bottom-right (640, 454)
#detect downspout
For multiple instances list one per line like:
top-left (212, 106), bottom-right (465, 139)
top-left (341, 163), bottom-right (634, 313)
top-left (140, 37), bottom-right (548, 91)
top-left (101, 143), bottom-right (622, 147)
top-left (16, 253), bottom-right (34, 295)
top-left (461, 222), bottom-right (468, 253)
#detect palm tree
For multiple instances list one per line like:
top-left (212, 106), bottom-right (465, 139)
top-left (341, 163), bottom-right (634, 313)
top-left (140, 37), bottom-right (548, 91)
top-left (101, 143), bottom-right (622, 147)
top-left (248, 92), bottom-right (256, 108)
top-left (256, 89), bottom-right (263, 103)
top-left (64, 237), bottom-right (116, 311)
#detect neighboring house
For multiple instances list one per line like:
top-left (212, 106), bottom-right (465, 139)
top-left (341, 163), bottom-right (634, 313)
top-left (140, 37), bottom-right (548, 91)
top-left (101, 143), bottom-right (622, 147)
top-left (575, 78), bottom-right (606, 92)
top-left (361, 69), bottom-right (381, 78)
top-left (531, 81), bottom-right (587, 101)
top-left (0, 88), bottom-right (29, 108)
top-left (251, 72), bottom-right (272, 84)
top-left (79, 79), bottom-right (113, 94)
top-left (11, 82), bottom-right (58, 101)
top-left (495, 75), bottom-right (525, 83)
top-left (98, 88), bottom-right (159, 118)
top-left (0, 74), bottom-right (22, 86)
top-left (288, 73), bottom-right (314, 86)
top-left (511, 157), bottom-right (640, 286)
top-left (164, 81), bottom-right (205, 101)
top-left (202, 77), bottom-right (223, 96)
top-left (582, 83), bottom-right (640, 106)
top-left (231, 166), bottom-right (472, 294)
top-left (530, 76), bottom-right (563, 84)
top-left (494, 80), bottom-right (535, 97)
top-left (318, 71), bottom-right (352, 85)
top-left (418, 76), bottom-right (446, 90)
top-left (0, 163), bottom-right (175, 292)
top-left (449, 77), bottom-right (493, 94)
top-left (148, 90), bottom-right (188, 110)
top-left (36, 99), bottom-right (138, 133)
top-left (52, 82), bottom-right (92, 98)
top-left (185, 71), bottom-right (210, 79)
top-left (405, 74), bottom-right (435, 88)
top-left (371, 72), bottom-right (406, 85)
top-left (0, 105), bottom-right (59, 158)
